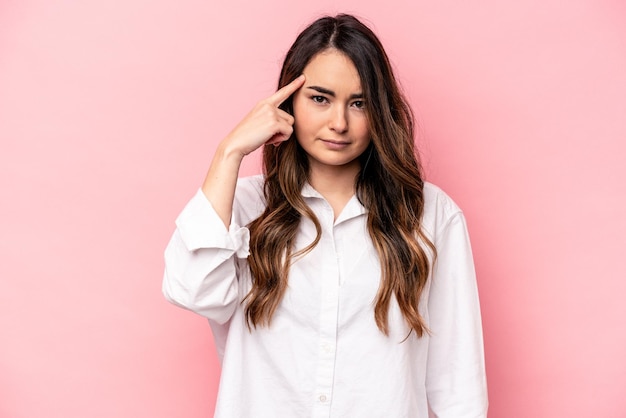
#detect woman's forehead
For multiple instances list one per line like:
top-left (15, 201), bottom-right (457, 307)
top-left (302, 50), bottom-right (362, 95)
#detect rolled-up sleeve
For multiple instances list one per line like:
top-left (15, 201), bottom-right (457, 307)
top-left (162, 189), bottom-right (250, 325)
top-left (426, 211), bottom-right (488, 417)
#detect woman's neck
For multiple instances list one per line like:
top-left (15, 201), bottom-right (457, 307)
top-left (308, 161), bottom-right (360, 219)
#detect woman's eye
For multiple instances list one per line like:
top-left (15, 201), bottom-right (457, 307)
top-left (352, 100), bottom-right (365, 109)
top-left (311, 95), bottom-right (328, 104)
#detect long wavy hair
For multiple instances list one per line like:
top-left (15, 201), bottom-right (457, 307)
top-left (244, 14), bottom-right (436, 337)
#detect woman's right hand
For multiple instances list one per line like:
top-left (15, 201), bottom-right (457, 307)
top-left (202, 75), bottom-right (305, 227)
top-left (220, 75), bottom-right (305, 157)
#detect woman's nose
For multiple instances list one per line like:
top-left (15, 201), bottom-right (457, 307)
top-left (329, 106), bottom-right (348, 133)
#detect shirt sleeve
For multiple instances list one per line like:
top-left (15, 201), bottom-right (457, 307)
top-left (425, 211), bottom-right (488, 418)
top-left (162, 189), bottom-right (250, 325)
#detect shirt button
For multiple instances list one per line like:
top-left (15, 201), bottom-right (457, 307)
top-left (319, 394), bottom-right (327, 402)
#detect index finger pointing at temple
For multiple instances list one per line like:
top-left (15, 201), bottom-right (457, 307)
top-left (268, 75), bottom-right (305, 107)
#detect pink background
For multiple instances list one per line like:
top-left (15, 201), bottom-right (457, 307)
top-left (1, 0), bottom-right (625, 417)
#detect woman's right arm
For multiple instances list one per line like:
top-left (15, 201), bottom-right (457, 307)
top-left (162, 76), bottom-right (305, 322)
top-left (202, 75), bottom-right (305, 228)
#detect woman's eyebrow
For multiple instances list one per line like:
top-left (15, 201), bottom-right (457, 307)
top-left (307, 86), bottom-right (363, 100)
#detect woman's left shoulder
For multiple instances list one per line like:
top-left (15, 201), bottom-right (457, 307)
top-left (421, 182), bottom-right (465, 234)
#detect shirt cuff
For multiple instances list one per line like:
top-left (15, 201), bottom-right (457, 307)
top-left (175, 189), bottom-right (250, 258)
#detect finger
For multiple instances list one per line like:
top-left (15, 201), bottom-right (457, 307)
top-left (267, 74), bottom-right (305, 107)
top-left (265, 122), bottom-right (294, 145)
top-left (266, 132), bottom-right (290, 146)
top-left (276, 109), bottom-right (295, 125)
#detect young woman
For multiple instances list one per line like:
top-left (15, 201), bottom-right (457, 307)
top-left (163, 14), bottom-right (487, 418)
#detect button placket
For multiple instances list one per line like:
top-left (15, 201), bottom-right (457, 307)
top-left (312, 209), bottom-right (340, 417)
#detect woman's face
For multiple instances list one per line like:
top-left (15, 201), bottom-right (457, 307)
top-left (292, 49), bottom-right (370, 175)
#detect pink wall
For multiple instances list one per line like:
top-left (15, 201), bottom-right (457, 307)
top-left (1, 0), bottom-right (625, 417)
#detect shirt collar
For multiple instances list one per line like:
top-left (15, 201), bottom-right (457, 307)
top-left (301, 182), bottom-right (367, 224)
top-left (301, 182), bottom-right (323, 198)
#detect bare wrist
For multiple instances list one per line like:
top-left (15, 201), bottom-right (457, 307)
top-left (215, 140), bottom-right (246, 164)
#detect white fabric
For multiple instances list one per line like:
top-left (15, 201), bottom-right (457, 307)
top-left (163, 175), bottom-right (488, 418)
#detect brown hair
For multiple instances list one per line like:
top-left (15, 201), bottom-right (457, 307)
top-left (245, 14), bottom-right (435, 337)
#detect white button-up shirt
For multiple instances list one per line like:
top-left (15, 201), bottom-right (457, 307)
top-left (163, 175), bottom-right (487, 418)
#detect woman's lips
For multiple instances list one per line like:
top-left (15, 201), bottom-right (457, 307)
top-left (320, 138), bottom-right (350, 149)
